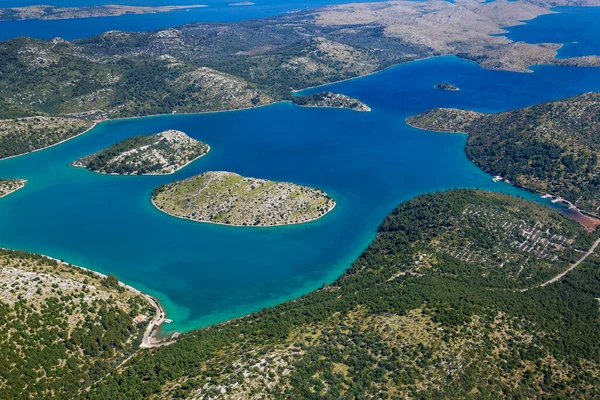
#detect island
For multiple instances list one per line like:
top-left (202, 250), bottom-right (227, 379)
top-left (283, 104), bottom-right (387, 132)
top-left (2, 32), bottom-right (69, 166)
top-left (151, 171), bottom-right (336, 226)
top-left (0, 117), bottom-right (93, 160)
top-left (73, 130), bottom-right (209, 175)
top-left (0, 178), bottom-right (26, 198)
top-left (90, 190), bottom-right (600, 398)
top-left (0, 5), bottom-right (207, 21)
top-left (434, 82), bottom-right (459, 91)
top-left (291, 92), bottom-right (371, 112)
top-left (407, 92), bottom-right (600, 215)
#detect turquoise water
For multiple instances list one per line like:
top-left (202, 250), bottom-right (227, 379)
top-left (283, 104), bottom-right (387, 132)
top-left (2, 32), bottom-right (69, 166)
top-left (505, 7), bottom-right (600, 58)
top-left (1, 54), bottom-right (600, 332)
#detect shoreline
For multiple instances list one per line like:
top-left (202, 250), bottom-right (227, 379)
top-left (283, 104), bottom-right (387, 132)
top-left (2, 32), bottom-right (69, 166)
top-left (405, 117), bottom-right (600, 226)
top-left (0, 247), bottom-right (175, 348)
top-left (0, 179), bottom-right (27, 199)
top-left (72, 144), bottom-right (211, 176)
top-left (150, 196), bottom-right (337, 228)
top-left (0, 120), bottom-right (99, 162)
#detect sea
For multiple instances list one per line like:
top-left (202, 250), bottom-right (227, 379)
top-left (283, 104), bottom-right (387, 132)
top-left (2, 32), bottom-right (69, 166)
top-left (0, 5), bottom-right (599, 332)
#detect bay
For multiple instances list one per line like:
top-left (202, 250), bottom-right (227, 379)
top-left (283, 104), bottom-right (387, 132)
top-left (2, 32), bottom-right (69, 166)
top-left (1, 54), bottom-right (600, 332)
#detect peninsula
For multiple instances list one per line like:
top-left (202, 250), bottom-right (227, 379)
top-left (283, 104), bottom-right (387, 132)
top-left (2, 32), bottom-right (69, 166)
top-left (151, 171), bottom-right (335, 226)
top-left (292, 92), bottom-right (371, 111)
top-left (73, 130), bottom-right (209, 175)
top-left (0, 178), bottom-right (26, 198)
top-left (0, 248), bottom-right (153, 398)
top-left (407, 92), bottom-right (600, 215)
top-left (0, 117), bottom-right (93, 160)
top-left (0, 5), bottom-right (207, 21)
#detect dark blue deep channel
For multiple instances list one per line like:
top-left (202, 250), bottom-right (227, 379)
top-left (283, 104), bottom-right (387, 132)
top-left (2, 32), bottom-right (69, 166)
top-left (1, 8), bottom-right (600, 332)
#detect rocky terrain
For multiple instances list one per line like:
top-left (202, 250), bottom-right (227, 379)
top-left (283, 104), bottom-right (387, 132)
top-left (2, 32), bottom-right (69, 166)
top-left (74, 130), bottom-right (209, 175)
top-left (87, 190), bottom-right (600, 399)
top-left (292, 91), bottom-right (371, 111)
top-left (407, 92), bottom-right (600, 214)
top-left (435, 82), bottom-right (459, 91)
top-left (1, 0), bottom-right (598, 126)
top-left (151, 171), bottom-right (335, 226)
top-left (0, 4), bottom-right (206, 21)
top-left (0, 116), bottom-right (93, 159)
top-left (0, 249), bottom-right (151, 398)
top-left (0, 178), bottom-right (26, 198)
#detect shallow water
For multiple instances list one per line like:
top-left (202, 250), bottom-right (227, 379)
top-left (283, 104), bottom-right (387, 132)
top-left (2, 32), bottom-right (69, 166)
top-left (2, 53), bottom-right (600, 332)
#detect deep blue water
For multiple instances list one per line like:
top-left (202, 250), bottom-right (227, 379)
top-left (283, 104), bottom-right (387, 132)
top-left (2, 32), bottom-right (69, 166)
top-left (505, 7), bottom-right (600, 58)
top-left (0, 0), bottom-right (382, 41)
top-left (1, 55), bottom-right (600, 332)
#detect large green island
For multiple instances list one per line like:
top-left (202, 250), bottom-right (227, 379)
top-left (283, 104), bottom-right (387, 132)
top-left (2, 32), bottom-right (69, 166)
top-left (407, 92), bottom-right (600, 215)
top-left (73, 130), bottom-right (209, 175)
top-left (151, 171), bottom-right (336, 226)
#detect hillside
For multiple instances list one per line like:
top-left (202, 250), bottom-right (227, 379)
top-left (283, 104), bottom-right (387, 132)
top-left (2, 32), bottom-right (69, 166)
top-left (0, 249), bottom-right (152, 399)
top-left (0, 117), bottom-right (93, 160)
top-left (73, 130), bottom-right (209, 175)
top-left (86, 190), bottom-right (600, 399)
top-left (0, 178), bottom-right (26, 198)
top-left (407, 93), bottom-right (600, 214)
top-left (151, 171), bottom-right (335, 226)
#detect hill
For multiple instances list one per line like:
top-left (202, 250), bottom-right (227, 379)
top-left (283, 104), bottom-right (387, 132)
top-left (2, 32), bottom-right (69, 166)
top-left (407, 93), bottom-right (600, 214)
top-left (151, 171), bottom-right (335, 226)
top-left (86, 190), bottom-right (600, 399)
top-left (73, 130), bottom-right (209, 175)
top-left (0, 249), bottom-right (152, 399)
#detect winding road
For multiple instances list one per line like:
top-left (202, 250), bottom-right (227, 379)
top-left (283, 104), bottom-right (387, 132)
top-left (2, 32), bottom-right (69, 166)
top-left (522, 237), bottom-right (600, 292)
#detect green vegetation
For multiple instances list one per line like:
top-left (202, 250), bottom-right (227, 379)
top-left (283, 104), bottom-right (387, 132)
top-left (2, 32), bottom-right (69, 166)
top-left (0, 249), bottom-right (151, 399)
top-left (292, 91), bottom-right (371, 111)
top-left (152, 171), bottom-right (335, 226)
top-left (73, 130), bottom-right (209, 175)
top-left (0, 116), bottom-right (92, 159)
top-left (407, 93), bottom-right (600, 213)
top-left (84, 190), bottom-right (600, 398)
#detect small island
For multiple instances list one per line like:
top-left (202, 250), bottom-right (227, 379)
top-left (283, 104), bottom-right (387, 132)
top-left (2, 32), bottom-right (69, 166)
top-left (434, 82), bottom-right (459, 91)
top-left (73, 130), bottom-right (209, 175)
top-left (0, 178), bottom-right (26, 198)
top-left (292, 92), bottom-right (371, 112)
top-left (151, 171), bottom-right (336, 226)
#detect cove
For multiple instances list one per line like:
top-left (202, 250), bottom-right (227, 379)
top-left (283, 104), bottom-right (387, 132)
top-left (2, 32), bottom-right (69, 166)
top-left (1, 55), bottom-right (600, 333)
